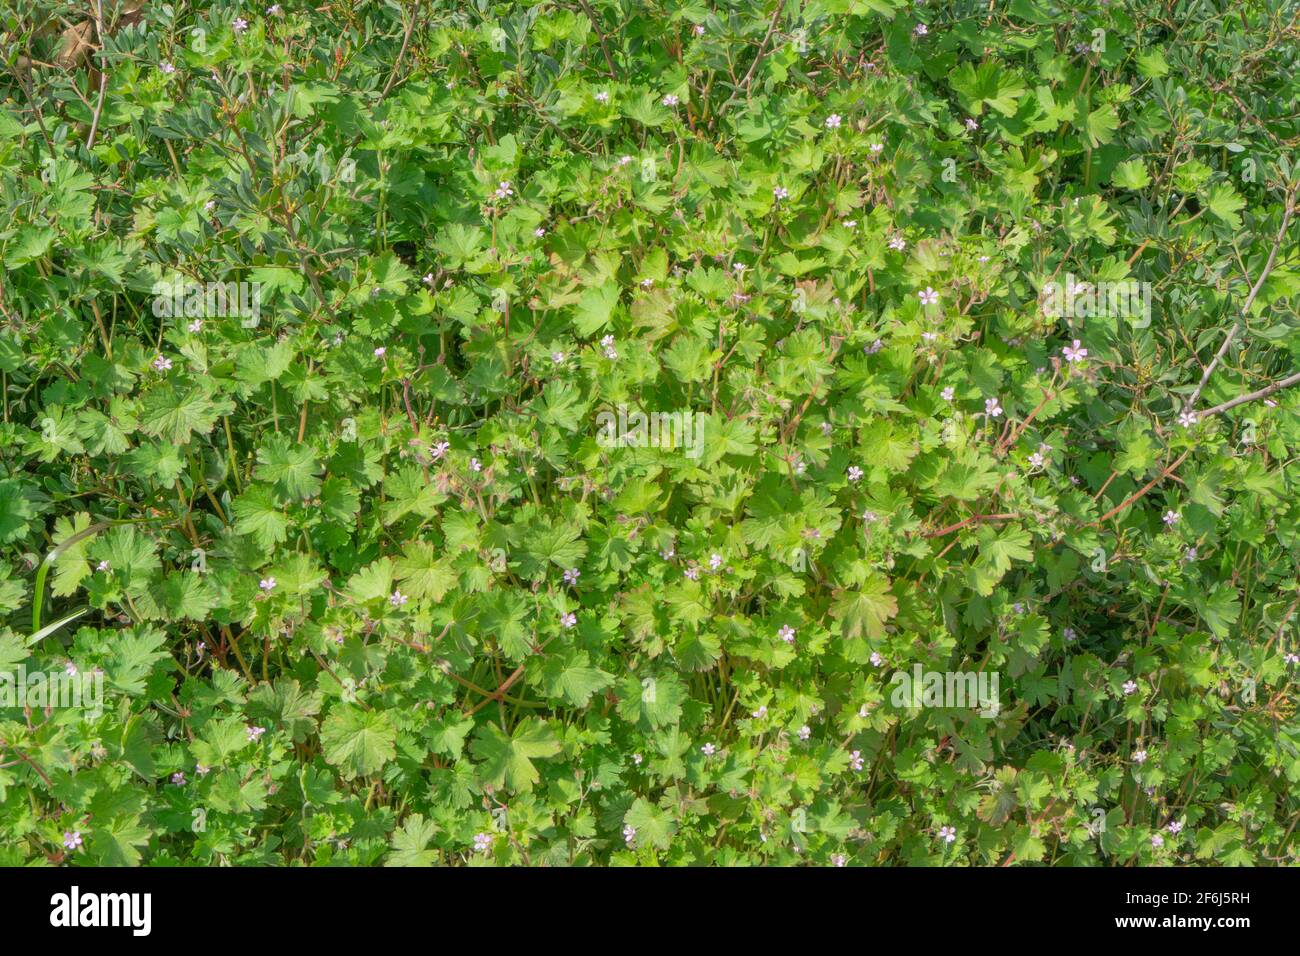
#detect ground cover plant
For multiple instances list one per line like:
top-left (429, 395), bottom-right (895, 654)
top-left (0, 0), bottom-right (1298, 867)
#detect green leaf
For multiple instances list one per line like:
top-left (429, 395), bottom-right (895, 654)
top-left (321, 705), bottom-right (397, 780)
top-left (471, 719), bottom-right (561, 791)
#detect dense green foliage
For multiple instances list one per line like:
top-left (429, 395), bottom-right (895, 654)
top-left (1, 0), bottom-right (1298, 867)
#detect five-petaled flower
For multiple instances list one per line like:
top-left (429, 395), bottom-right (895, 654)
top-left (1062, 339), bottom-right (1088, 363)
top-left (778, 625), bottom-right (796, 643)
top-left (918, 287), bottom-right (939, 306)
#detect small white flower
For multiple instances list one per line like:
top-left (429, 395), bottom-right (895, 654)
top-left (622, 824), bottom-right (637, 845)
top-left (187, 319), bottom-right (203, 333)
top-left (870, 142), bottom-right (884, 154)
top-left (965, 117), bottom-right (979, 131)
top-left (473, 832), bottom-right (493, 853)
top-left (778, 625), bottom-right (796, 644)
top-left (889, 235), bottom-right (907, 250)
top-left (693, 24), bottom-right (706, 36)
top-left (849, 750), bottom-right (864, 771)
top-left (984, 397), bottom-right (1003, 418)
top-left (751, 705), bottom-right (768, 719)
top-left (233, 17), bottom-right (249, 33)
top-left (1178, 410), bottom-right (1197, 429)
top-left (160, 62), bottom-right (176, 75)
top-left (373, 346), bottom-right (386, 358)
top-left (594, 91), bottom-right (610, 103)
top-left (1122, 679), bottom-right (1137, 695)
top-left (1162, 510), bottom-right (1180, 526)
top-left (918, 287), bottom-right (939, 306)
top-left (914, 23), bottom-right (928, 36)
top-left (389, 589), bottom-right (408, 607)
top-left (551, 351), bottom-right (565, 364)
top-left (246, 725), bottom-right (266, 742)
top-left (1062, 339), bottom-right (1088, 363)
top-left (534, 226), bottom-right (546, 237)
top-left (494, 180), bottom-right (514, 200)
top-left (798, 725), bottom-right (811, 740)
top-left (831, 853), bottom-right (847, 867)
top-left (96, 560), bottom-right (111, 572)
top-left (825, 114), bottom-right (842, 130)
top-left (701, 742), bottom-right (716, 756)
top-left (938, 825), bottom-right (956, 844)
top-left (470, 458), bottom-right (482, 472)
top-left (941, 386), bottom-right (955, 401)
top-left (152, 355), bottom-right (173, 372)
top-left (869, 652), bottom-right (883, 667)
top-left (1132, 749), bottom-right (1148, 765)
top-left (662, 94), bottom-right (679, 107)
top-left (561, 612), bottom-right (577, 629)
top-left (773, 186), bottom-right (789, 201)
top-left (847, 466), bottom-right (863, 482)
top-left (259, 577), bottom-right (277, 591)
